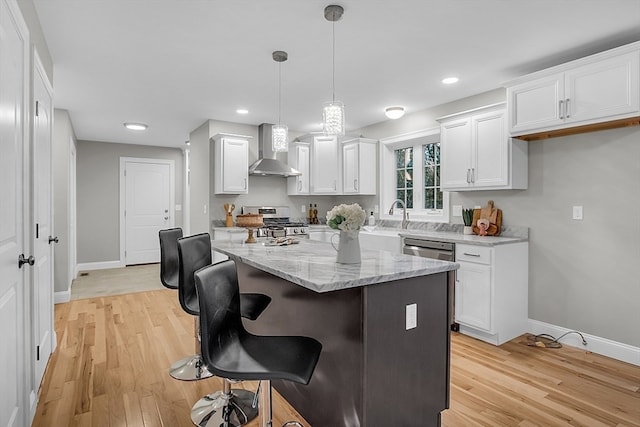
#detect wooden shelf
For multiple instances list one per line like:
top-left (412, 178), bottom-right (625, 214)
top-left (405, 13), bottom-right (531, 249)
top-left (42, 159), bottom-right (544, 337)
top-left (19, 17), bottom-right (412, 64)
top-left (514, 116), bottom-right (640, 141)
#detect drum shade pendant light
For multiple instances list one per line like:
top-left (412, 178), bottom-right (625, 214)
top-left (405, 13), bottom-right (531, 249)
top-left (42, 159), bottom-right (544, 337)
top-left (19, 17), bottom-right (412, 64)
top-left (322, 5), bottom-right (345, 136)
top-left (272, 50), bottom-right (288, 152)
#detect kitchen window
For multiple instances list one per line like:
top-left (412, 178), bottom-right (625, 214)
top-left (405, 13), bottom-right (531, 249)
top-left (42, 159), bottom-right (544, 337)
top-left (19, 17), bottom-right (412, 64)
top-left (380, 128), bottom-right (449, 223)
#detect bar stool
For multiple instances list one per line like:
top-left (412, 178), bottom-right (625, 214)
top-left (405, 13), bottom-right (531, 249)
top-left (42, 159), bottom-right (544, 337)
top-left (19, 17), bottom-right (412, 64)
top-left (159, 227), bottom-right (211, 380)
top-left (193, 259), bottom-right (322, 427)
top-left (176, 233), bottom-right (273, 381)
top-left (159, 227), bottom-right (183, 290)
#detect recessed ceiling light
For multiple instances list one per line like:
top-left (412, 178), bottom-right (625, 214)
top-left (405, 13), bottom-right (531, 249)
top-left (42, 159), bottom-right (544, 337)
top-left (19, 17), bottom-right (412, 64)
top-left (442, 77), bottom-right (459, 85)
top-left (123, 122), bottom-right (148, 131)
top-left (384, 106), bottom-right (405, 120)
top-left (236, 109), bottom-right (249, 114)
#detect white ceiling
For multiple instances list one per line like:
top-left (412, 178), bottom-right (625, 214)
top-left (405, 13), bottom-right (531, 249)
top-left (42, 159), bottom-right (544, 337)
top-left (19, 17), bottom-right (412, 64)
top-left (33, 0), bottom-right (640, 148)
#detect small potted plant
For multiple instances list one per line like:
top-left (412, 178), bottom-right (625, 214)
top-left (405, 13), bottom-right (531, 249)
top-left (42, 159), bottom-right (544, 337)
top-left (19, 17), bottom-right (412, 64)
top-left (462, 208), bottom-right (474, 235)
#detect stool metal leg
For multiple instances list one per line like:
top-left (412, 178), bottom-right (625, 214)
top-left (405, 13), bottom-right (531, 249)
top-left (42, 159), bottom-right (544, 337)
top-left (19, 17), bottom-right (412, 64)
top-left (169, 354), bottom-right (213, 381)
top-left (256, 380), bottom-right (304, 427)
top-left (191, 379), bottom-right (258, 427)
top-left (170, 317), bottom-right (213, 381)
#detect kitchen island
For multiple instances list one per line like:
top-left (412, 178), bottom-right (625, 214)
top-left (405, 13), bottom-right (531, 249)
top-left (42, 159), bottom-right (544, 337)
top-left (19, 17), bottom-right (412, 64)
top-left (211, 238), bottom-right (458, 427)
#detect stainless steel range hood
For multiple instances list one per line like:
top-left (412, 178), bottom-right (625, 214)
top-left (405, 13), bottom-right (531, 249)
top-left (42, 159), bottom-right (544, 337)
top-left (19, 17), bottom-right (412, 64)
top-left (248, 124), bottom-right (301, 177)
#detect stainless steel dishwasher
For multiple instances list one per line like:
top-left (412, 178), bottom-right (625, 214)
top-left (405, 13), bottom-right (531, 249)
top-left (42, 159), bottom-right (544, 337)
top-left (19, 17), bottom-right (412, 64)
top-left (403, 237), bottom-right (458, 331)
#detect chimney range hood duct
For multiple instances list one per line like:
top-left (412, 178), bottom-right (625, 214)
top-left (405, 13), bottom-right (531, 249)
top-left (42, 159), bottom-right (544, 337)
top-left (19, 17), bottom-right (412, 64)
top-left (248, 124), bottom-right (301, 177)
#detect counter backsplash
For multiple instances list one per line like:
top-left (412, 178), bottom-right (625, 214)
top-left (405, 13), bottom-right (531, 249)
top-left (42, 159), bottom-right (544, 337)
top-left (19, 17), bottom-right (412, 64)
top-left (212, 218), bottom-right (528, 239)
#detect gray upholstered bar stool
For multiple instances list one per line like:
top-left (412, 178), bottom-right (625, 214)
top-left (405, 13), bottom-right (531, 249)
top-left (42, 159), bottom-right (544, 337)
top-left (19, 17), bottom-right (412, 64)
top-left (193, 260), bottom-right (322, 427)
top-left (159, 227), bottom-right (212, 380)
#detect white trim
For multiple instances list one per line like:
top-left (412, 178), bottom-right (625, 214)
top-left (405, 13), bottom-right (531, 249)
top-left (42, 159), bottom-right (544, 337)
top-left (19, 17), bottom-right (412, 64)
top-left (78, 260), bottom-right (124, 272)
top-left (54, 290), bottom-right (70, 304)
top-left (528, 319), bottom-right (640, 367)
top-left (119, 157), bottom-right (175, 265)
top-left (379, 127), bottom-right (449, 223)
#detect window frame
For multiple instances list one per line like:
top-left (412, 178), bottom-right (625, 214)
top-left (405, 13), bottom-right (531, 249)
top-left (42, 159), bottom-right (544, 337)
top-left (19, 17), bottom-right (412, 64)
top-left (379, 127), bottom-right (449, 223)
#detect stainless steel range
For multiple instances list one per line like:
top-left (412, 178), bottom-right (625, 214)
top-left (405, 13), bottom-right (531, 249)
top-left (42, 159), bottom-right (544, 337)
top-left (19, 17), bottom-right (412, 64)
top-left (241, 206), bottom-right (309, 238)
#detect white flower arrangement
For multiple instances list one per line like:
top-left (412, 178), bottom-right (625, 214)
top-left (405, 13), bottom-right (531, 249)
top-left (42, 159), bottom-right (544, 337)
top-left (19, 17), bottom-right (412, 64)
top-left (326, 203), bottom-right (367, 234)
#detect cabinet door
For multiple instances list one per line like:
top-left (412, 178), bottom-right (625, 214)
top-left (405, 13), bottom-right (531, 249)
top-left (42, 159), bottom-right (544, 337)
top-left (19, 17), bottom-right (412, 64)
top-left (472, 109), bottom-right (509, 188)
top-left (342, 143), bottom-right (359, 193)
top-left (441, 118), bottom-right (472, 189)
top-left (508, 74), bottom-right (564, 135)
top-left (221, 137), bottom-right (248, 194)
top-left (312, 136), bottom-right (339, 193)
top-left (565, 51), bottom-right (640, 124)
top-left (287, 143), bottom-right (310, 195)
top-left (455, 261), bottom-right (492, 332)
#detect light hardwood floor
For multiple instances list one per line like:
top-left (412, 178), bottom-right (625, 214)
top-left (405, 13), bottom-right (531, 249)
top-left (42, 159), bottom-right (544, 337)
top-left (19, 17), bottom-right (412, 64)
top-left (33, 276), bottom-right (640, 426)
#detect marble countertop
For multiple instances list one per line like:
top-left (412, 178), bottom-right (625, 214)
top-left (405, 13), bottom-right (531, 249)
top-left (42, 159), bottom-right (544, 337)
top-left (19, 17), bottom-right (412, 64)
top-left (308, 225), bottom-right (527, 246)
top-left (210, 238), bottom-right (458, 293)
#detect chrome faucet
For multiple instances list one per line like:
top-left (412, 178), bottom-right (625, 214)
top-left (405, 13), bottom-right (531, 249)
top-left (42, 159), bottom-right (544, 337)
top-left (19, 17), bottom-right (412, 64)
top-left (388, 199), bottom-right (409, 229)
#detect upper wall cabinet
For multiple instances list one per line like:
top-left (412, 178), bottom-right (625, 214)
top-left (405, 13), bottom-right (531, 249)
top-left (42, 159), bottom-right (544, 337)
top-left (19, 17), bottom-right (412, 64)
top-left (506, 42), bottom-right (640, 138)
top-left (212, 133), bottom-right (250, 194)
top-left (342, 138), bottom-right (377, 195)
top-left (438, 103), bottom-right (528, 191)
top-left (311, 135), bottom-right (340, 194)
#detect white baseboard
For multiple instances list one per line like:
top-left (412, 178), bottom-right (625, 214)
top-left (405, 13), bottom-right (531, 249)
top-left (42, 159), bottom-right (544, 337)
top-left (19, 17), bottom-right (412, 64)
top-left (54, 289), bottom-right (70, 304)
top-left (77, 260), bottom-right (124, 272)
top-left (528, 319), bottom-right (640, 366)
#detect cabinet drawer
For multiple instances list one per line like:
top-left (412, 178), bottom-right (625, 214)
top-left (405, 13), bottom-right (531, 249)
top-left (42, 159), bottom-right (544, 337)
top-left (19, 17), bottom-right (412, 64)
top-left (456, 244), bottom-right (491, 265)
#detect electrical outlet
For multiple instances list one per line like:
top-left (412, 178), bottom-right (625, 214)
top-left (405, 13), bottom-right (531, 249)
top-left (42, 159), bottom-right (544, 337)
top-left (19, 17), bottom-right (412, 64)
top-left (452, 205), bottom-right (462, 216)
top-left (301, 205), bottom-right (306, 213)
top-left (572, 206), bottom-right (583, 220)
top-left (406, 303), bottom-right (417, 330)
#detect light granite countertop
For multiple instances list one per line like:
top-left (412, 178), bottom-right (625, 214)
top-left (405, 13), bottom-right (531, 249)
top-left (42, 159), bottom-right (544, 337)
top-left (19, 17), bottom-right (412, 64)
top-left (307, 225), bottom-right (528, 246)
top-left (210, 238), bottom-right (458, 293)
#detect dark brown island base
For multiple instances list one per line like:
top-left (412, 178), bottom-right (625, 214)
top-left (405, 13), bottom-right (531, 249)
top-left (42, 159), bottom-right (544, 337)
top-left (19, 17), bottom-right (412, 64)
top-left (211, 239), bottom-right (457, 427)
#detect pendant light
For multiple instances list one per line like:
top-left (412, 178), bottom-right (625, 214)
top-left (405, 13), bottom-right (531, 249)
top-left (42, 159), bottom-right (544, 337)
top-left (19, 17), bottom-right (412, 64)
top-left (272, 50), bottom-right (288, 152)
top-left (323, 5), bottom-right (345, 136)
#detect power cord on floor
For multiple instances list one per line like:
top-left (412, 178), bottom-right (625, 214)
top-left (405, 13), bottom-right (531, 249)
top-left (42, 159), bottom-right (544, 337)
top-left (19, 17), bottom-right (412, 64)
top-left (526, 331), bottom-right (588, 349)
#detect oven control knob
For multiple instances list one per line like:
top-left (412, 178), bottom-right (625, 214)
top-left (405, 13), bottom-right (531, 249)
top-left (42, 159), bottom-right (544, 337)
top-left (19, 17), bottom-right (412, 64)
top-left (292, 228), bottom-right (299, 234)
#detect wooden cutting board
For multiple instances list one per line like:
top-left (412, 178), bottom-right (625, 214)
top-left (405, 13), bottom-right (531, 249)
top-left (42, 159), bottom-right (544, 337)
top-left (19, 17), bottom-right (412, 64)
top-left (472, 200), bottom-right (502, 236)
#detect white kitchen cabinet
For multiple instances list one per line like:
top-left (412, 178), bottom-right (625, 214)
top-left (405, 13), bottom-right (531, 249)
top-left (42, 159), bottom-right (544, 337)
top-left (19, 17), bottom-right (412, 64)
top-left (506, 43), bottom-right (640, 136)
top-left (287, 141), bottom-right (311, 195)
top-left (212, 134), bottom-right (250, 194)
top-left (342, 138), bottom-right (377, 195)
top-left (454, 242), bottom-right (528, 346)
top-left (311, 135), bottom-right (340, 194)
top-left (439, 103), bottom-right (527, 191)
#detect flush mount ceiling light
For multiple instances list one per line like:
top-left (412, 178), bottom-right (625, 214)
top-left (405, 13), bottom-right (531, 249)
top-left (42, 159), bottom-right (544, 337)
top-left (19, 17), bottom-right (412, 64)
top-left (272, 50), bottom-right (289, 153)
top-left (385, 106), bottom-right (405, 120)
top-left (322, 4), bottom-right (345, 136)
top-left (236, 108), bottom-right (249, 114)
top-left (442, 76), bottom-right (459, 85)
top-left (123, 122), bottom-right (148, 131)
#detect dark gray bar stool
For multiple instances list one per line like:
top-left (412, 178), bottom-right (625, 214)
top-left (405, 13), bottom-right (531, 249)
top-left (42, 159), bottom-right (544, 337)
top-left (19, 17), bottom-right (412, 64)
top-left (193, 259), bottom-right (322, 427)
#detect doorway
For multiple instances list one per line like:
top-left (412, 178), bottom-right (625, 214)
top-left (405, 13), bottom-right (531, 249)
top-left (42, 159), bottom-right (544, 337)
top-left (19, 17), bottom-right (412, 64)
top-left (119, 158), bottom-right (175, 265)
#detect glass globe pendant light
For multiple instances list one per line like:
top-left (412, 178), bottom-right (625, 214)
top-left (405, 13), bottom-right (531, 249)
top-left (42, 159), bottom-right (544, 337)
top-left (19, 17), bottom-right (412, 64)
top-left (323, 5), bottom-right (345, 136)
top-left (272, 50), bottom-right (288, 152)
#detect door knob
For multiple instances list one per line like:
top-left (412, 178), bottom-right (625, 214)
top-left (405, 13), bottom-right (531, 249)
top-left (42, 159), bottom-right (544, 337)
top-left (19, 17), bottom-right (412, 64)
top-left (18, 254), bottom-right (35, 268)
top-left (48, 236), bottom-right (59, 244)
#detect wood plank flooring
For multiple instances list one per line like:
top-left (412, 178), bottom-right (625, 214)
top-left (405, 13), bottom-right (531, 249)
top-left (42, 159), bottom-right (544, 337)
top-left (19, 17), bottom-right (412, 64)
top-left (33, 289), bottom-right (640, 427)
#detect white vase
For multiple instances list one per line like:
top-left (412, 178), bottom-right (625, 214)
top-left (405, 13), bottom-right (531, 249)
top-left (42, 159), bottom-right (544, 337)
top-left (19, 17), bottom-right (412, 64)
top-left (331, 230), bottom-right (361, 264)
top-left (463, 226), bottom-right (474, 235)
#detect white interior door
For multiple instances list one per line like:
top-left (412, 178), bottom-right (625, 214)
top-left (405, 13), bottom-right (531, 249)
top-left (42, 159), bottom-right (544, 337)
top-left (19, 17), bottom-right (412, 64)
top-left (0, 0), bottom-right (29, 425)
top-left (122, 159), bottom-right (174, 265)
top-left (32, 50), bottom-right (54, 391)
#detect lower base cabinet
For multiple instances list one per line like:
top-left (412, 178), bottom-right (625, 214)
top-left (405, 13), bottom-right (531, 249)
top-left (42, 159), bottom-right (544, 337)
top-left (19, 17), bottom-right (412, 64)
top-left (455, 242), bottom-right (528, 345)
